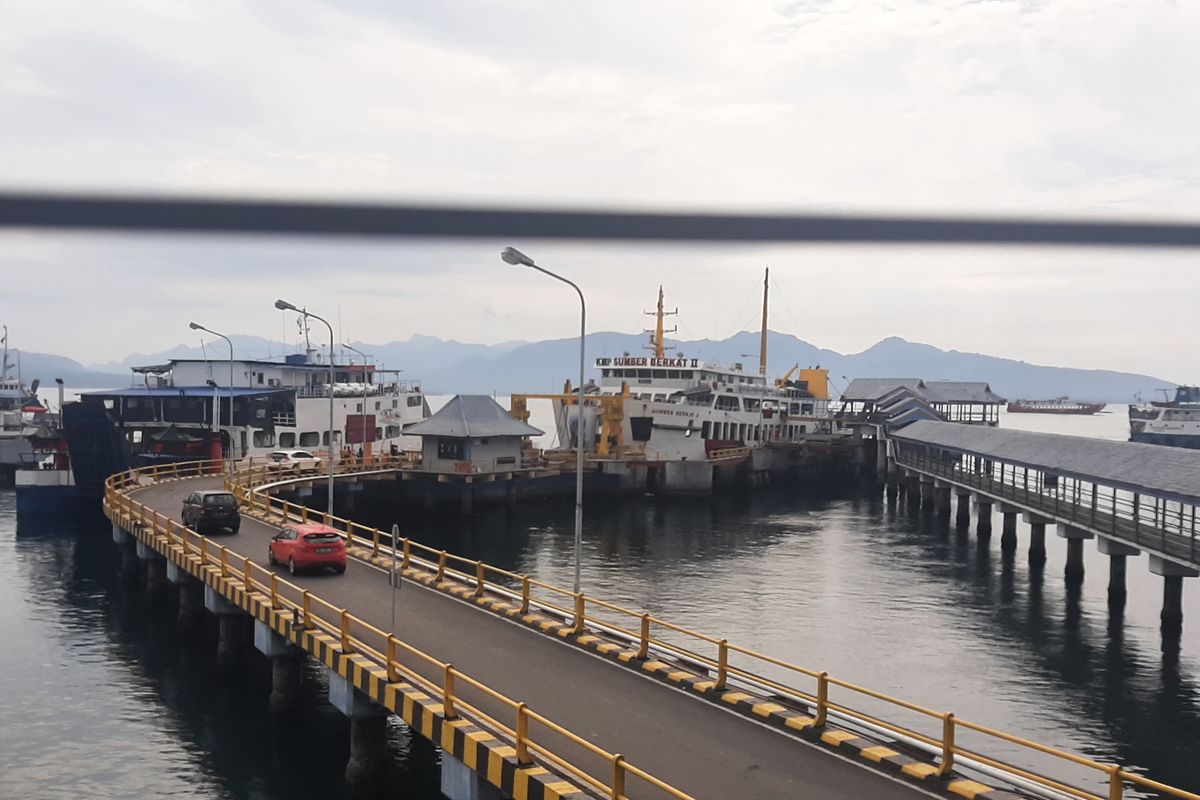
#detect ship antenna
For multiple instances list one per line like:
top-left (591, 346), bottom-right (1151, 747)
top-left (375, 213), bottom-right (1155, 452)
top-left (643, 286), bottom-right (677, 358)
top-left (759, 267), bottom-right (769, 378)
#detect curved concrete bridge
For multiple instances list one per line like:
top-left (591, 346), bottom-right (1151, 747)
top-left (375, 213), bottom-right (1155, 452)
top-left (104, 461), bottom-right (1192, 800)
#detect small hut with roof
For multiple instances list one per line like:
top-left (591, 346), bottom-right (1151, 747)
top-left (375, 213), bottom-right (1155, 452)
top-left (404, 395), bottom-right (543, 473)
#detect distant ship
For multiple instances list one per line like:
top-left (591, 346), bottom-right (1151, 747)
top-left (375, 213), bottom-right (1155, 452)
top-left (1007, 398), bottom-right (1105, 415)
top-left (1128, 386), bottom-right (1200, 449)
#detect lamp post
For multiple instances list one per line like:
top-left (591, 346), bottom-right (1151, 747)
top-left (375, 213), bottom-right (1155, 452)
top-left (205, 379), bottom-right (219, 433)
top-left (275, 299), bottom-right (336, 519)
top-left (500, 246), bottom-right (586, 596)
top-left (190, 322), bottom-right (235, 458)
top-left (342, 342), bottom-right (370, 462)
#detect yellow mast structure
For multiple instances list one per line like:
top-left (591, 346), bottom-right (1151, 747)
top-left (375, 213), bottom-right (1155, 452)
top-left (759, 267), bottom-right (769, 378)
top-left (644, 286), bottom-right (676, 358)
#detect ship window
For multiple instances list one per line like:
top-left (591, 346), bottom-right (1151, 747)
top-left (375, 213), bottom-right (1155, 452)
top-left (385, 425), bottom-right (399, 438)
top-left (279, 432), bottom-right (296, 448)
top-left (716, 395), bottom-right (739, 411)
top-left (680, 371), bottom-right (693, 380)
top-left (299, 432), bottom-right (319, 447)
top-left (667, 370), bottom-right (679, 379)
top-left (702, 421), bottom-right (711, 439)
top-left (375, 427), bottom-right (382, 441)
top-left (653, 369), bottom-right (666, 379)
top-left (257, 373), bottom-right (264, 384)
top-left (602, 369), bottom-right (611, 378)
top-left (375, 401), bottom-right (380, 410)
top-left (393, 400), bottom-right (398, 408)
top-left (407, 396), bottom-right (422, 407)
top-left (253, 430), bottom-right (275, 447)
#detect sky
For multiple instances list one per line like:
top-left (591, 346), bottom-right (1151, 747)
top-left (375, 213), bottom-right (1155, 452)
top-left (2, 0), bottom-right (1199, 379)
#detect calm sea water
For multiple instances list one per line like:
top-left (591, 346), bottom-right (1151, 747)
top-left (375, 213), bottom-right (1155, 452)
top-left (2, 406), bottom-right (1198, 798)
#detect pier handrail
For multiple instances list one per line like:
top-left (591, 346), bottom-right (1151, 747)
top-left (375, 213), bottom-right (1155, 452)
top-left (115, 458), bottom-right (1198, 800)
top-left (104, 459), bottom-right (694, 800)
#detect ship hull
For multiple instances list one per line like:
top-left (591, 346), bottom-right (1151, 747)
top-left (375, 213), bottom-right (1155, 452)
top-left (1007, 402), bottom-right (1105, 415)
top-left (1129, 432), bottom-right (1200, 449)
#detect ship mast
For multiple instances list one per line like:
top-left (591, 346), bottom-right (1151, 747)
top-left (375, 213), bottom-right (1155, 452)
top-left (643, 286), bottom-right (677, 359)
top-left (758, 268), bottom-right (769, 378)
top-left (1, 325), bottom-right (9, 381)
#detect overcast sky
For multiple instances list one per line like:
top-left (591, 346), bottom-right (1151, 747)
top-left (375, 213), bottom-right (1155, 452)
top-left (2, 0), bottom-right (1198, 378)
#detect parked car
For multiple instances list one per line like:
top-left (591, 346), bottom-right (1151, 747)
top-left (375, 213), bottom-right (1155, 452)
top-left (268, 523), bottom-right (347, 575)
top-left (181, 490), bottom-right (241, 535)
top-left (267, 449), bottom-right (322, 473)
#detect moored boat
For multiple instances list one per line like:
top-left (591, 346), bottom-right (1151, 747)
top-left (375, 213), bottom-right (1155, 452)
top-left (1128, 386), bottom-right (1200, 449)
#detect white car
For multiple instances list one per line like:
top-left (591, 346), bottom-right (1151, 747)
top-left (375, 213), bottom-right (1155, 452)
top-left (267, 450), bottom-right (322, 473)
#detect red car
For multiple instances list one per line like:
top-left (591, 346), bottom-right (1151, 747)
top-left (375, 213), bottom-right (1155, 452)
top-left (268, 523), bottom-right (347, 575)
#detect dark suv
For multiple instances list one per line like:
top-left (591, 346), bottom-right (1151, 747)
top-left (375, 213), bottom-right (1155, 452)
top-left (181, 490), bottom-right (241, 534)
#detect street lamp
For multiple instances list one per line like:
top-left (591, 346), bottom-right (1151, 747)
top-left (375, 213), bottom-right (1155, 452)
top-left (342, 342), bottom-right (370, 462)
top-left (275, 299), bottom-right (336, 519)
top-left (500, 246), bottom-right (586, 596)
top-left (190, 322), bottom-right (235, 458)
top-left (205, 379), bottom-right (220, 433)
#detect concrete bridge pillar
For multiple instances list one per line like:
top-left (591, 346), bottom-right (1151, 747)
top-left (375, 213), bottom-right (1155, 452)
top-left (919, 478), bottom-right (935, 511)
top-left (933, 483), bottom-right (952, 516)
top-left (255, 619), bottom-right (305, 714)
top-left (999, 506), bottom-right (1020, 552)
top-left (329, 670), bottom-right (389, 786)
top-left (973, 497), bottom-right (993, 537)
top-left (1023, 514), bottom-right (1050, 566)
top-left (1098, 538), bottom-right (1140, 608)
top-left (135, 539), bottom-right (167, 601)
top-left (442, 753), bottom-right (504, 800)
top-left (1150, 556), bottom-right (1200, 632)
top-left (205, 585), bottom-right (247, 671)
top-left (955, 491), bottom-right (972, 527)
top-left (1059, 525), bottom-right (1094, 584)
top-left (167, 562), bottom-right (205, 634)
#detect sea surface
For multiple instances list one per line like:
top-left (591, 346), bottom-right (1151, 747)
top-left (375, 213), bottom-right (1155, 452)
top-left (2, 405), bottom-right (1198, 799)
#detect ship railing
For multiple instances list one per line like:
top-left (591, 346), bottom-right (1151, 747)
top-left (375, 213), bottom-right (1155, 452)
top-left (108, 457), bottom-right (1200, 800)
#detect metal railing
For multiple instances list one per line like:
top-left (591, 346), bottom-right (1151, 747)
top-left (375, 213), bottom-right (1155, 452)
top-left (217, 459), bottom-right (1200, 800)
top-left (894, 444), bottom-right (1200, 567)
top-left (104, 459), bottom-right (693, 800)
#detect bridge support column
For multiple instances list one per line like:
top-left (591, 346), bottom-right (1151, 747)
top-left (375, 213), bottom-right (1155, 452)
top-left (1059, 526), bottom-right (1094, 584)
top-left (205, 586), bottom-right (247, 670)
top-left (442, 752), bottom-right (504, 800)
top-left (973, 498), bottom-right (993, 537)
top-left (112, 521), bottom-right (130, 544)
top-left (136, 539), bottom-right (167, 601)
top-left (255, 620), bottom-right (305, 714)
top-left (328, 670), bottom-right (388, 786)
top-left (1098, 538), bottom-right (1140, 608)
top-left (933, 483), bottom-right (951, 516)
top-left (1023, 514), bottom-right (1050, 566)
top-left (918, 479), bottom-right (935, 511)
top-left (999, 506), bottom-right (1020, 552)
top-left (1150, 556), bottom-right (1200, 632)
top-left (955, 491), bottom-right (972, 527)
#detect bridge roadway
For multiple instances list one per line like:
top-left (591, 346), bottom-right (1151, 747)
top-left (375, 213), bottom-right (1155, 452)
top-left (135, 477), bottom-right (932, 800)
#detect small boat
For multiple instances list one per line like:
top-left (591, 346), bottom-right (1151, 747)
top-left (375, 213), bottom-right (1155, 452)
top-left (1128, 386), bottom-right (1200, 449)
top-left (1007, 398), bottom-right (1105, 415)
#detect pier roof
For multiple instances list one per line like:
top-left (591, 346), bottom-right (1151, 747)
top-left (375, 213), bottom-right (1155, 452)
top-left (841, 378), bottom-right (1004, 404)
top-left (892, 420), bottom-right (1200, 502)
top-left (404, 394), bottom-right (543, 438)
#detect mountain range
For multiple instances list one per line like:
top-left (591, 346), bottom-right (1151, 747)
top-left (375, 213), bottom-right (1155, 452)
top-left (7, 332), bottom-right (1177, 403)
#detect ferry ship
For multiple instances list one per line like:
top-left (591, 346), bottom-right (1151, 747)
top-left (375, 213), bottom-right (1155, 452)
top-left (69, 349), bottom-right (430, 474)
top-left (1128, 386), bottom-right (1200, 449)
top-left (0, 327), bottom-right (63, 485)
top-left (533, 271), bottom-right (836, 463)
top-left (1007, 398), bottom-right (1105, 415)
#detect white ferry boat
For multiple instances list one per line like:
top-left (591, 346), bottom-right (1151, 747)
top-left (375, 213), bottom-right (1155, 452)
top-left (76, 350), bottom-right (430, 464)
top-left (537, 272), bottom-right (836, 463)
top-left (1129, 386), bottom-right (1200, 449)
top-left (0, 327), bottom-right (62, 484)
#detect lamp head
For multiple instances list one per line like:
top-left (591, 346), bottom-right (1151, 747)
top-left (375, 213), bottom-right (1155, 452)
top-left (206, 379), bottom-right (218, 388)
top-left (500, 246), bottom-right (535, 267)
top-left (274, 299), bottom-right (298, 312)
top-left (189, 322), bottom-right (203, 331)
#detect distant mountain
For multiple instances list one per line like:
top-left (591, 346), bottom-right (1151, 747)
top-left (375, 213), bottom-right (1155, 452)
top-left (4, 351), bottom-right (126, 390)
top-left (63, 331), bottom-right (1177, 403)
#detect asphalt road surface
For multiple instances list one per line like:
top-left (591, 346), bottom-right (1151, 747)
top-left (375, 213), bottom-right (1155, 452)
top-left (135, 478), bottom-right (936, 800)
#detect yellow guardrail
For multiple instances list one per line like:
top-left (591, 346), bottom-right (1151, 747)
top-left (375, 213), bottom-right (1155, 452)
top-left (117, 458), bottom-right (1198, 800)
top-left (104, 459), bottom-right (693, 800)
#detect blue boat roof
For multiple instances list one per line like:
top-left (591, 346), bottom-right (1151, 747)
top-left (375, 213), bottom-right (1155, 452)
top-left (82, 386), bottom-right (293, 399)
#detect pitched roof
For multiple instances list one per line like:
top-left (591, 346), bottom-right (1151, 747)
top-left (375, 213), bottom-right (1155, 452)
top-left (840, 378), bottom-right (1004, 404)
top-left (404, 395), bottom-right (543, 438)
top-left (891, 420), bottom-right (1200, 503)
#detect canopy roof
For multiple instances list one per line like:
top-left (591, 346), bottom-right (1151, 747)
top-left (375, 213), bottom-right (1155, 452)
top-left (404, 395), bottom-right (543, 438)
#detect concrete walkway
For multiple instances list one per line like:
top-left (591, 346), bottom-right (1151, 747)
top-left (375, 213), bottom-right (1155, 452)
top-left (136, 478), bottom-right (935, 800)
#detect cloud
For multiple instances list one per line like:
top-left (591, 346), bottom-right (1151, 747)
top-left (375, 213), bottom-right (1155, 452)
top-left (1, 0), bottom-right (1199, 378)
